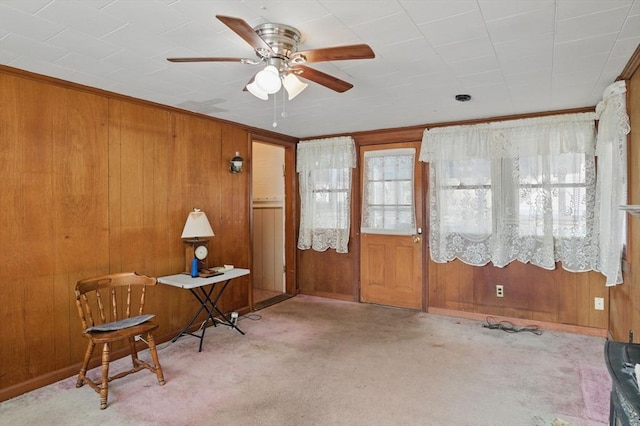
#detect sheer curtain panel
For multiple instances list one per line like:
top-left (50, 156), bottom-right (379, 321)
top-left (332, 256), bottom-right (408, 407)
top-left (297, 136), bottom-right (356, 253)
top-left (595, 80), bottom-right (630, 286)
top-left (420, 113), bottom-right (598, 272)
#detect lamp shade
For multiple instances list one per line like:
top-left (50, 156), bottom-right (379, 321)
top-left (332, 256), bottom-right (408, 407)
top-left (247, 80), bottom-right (269, 100)
top-left (254, 65), bottom-right (282, 94)
top-left (181, 209), bottom-right (214, 239)
top-left (283, 73), bottom-right (308, 100)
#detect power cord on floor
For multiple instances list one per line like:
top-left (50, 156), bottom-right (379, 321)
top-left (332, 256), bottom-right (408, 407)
top-left (240, 313), bottom-right (262, 321)
top-left (482, 316), bottom-right (543, 335)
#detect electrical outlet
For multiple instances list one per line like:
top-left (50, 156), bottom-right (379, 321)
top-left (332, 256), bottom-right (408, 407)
top-left (134, 335), bottom-right (142, 341)
top-left (594, 297), bottom-right (604, 311)
top-left (496, 285), bottom-right (504, 298)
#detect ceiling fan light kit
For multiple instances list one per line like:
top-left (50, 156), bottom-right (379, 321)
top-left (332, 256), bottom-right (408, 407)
top-left (167, 15), bottom-right (375, 103)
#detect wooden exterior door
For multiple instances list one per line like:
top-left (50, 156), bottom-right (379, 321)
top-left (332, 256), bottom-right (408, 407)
top-left (359, 142), bottom-right (424, 310)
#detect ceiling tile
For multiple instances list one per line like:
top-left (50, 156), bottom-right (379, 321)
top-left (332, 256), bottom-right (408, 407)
top-left (504, 69), bottom-right (550, 89)
top-left (161, 20), bottom-right (233, 55)
top-left (620, 13), bottom-right (640, 39)
top-left (500, 54), bottom-right (552, 76)
top-left (493, 32), bottom-right (553, 59)
top-left (478, 0), bottom-right (554, 22)
top-left (0, 3), bottom-right (64, 41)
top-left (553, 51), bottom-right (609, 76)
top-left (434, 36), bottom-right (495, 63)
top-left (448, 55), bottom-right (500, 78)
top-left (46, 28), bottom-right (122, 60)
top-left (36, 0), bottom-right (128, 38)
top-left (556, 6), bottom-right (632, 42)
top-left (457, 69), bottom-right (505, 89)
top-left (100, 1), bottom-right (191, 35)
top-left (554, 33), bottom-right (618, 58)
top-left (399, 0), bottom-right (479, 24)
top-left (1, 32), bottom-right (67, 62)
top-left (102, 25), bottom-right (179, 58)
top-left (556, 0), bottom-right (635, 21)
top-left (320, 0), bottom-right (404, 26)
top-left (8, 55), bottom-right (78, 81)
top-left (0, 0), bottom-right (52, 14)
top-left (294, 15), bottom-right (362, 48)
top-left (241, 0), bottom-right (331, 24)
top-left (351, 12), bottom-right (423, 49)
top-left (485, 8), bottom-right (555, 43)
top-left (417, 10), bottom-right (488, 47)
top-left (55, 51), bottom-right (121, 76)
top-left (101, 50), bottom-right (166, 76)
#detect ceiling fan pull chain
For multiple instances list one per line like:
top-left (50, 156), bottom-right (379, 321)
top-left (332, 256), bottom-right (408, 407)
top-left (272, 93), bottom-right (278, 128)
top-left (281, 86), bottom-right (287, 118)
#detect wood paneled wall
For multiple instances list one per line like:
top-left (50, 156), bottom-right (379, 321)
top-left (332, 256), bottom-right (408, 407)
top-left (253, 207), bottom-right (285, 293)
top-left (296, 105), bottom-right (615, 332)
top-left (0, 67), bottom-right (294, 401)
top-left (429, 260), bottom-right (607, 329)
top-left (609, 55), bottom-right (640, 343)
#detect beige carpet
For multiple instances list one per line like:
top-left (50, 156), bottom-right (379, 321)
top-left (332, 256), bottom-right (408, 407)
top-left (0, 295), bottom-right (610, 426)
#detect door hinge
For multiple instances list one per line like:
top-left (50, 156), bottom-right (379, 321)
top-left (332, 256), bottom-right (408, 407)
top-left (283, 264), bottom-right (286, 273)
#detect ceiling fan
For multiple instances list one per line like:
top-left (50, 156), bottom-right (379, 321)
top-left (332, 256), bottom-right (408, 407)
top-left (167, 15), bottom-right (375, 100)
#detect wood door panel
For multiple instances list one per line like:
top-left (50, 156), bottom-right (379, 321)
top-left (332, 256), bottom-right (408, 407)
top-left (366, 242), bottom-right (386, 287)
top-left (359, 141), bottom-right (423, 310)
top-left (361, 234), bottom-right (421, 309)
top-left (394, 246), bottom-right (414, 290)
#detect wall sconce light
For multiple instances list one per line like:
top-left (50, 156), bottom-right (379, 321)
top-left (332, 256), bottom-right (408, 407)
top-left (230, 152), bottom-right (244, 173)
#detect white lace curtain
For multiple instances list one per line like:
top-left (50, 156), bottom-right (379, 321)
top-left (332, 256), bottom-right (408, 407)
top-left (297, 136), bottom-right (356, 253)
top-left (420, 113), bottom-right (598, 271)
top-left (595, 80), bottom-right (630, 286)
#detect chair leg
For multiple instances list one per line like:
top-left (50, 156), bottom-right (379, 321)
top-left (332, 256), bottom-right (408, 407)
top-left (128, 336), bottom-right (139, 367)
top-left (147, 333), bottom-right (165, 385)
top-left (76, 340), bottom-right (95, 388)
top-left (99, 343), bottom-right (110, 410)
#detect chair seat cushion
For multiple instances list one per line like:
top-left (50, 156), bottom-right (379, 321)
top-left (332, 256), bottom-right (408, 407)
top-left (86, 314), bottom-right (156, 332)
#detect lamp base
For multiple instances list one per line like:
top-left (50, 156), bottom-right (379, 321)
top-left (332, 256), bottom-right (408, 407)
top-left (183, 239), bottom-right (209, 273)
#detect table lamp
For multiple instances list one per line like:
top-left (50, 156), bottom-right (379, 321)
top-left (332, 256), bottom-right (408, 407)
top-left (181, 208), bottom-right (214, 275)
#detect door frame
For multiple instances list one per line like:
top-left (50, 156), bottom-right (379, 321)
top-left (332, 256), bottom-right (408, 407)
top-left (249, 133), bottom-right (298, 301)
top-left (355, 134), bottom-right (429, 311)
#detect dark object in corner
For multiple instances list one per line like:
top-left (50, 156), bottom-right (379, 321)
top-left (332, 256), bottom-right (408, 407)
top-left (605, 341), bottom-right (640, 425)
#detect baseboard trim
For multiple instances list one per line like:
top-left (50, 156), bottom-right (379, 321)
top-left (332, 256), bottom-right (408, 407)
top-left (0, 330), bottom-right (184, 403)
top-left (428, 307), bottom-right (608, 337)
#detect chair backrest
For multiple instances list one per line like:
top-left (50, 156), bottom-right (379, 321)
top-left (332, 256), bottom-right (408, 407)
top-left (75, 272), bottom-right (157, 331)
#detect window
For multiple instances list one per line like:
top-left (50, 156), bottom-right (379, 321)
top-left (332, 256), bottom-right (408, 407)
top-left (297, 136), bottom-right (356, 253)
top-left (421, 113), bottom-right (598, 272)
top-left (517, 153), bottom-right (592, 238)
top-left (301, 168), bottom-right (351, 230)
top-left (435, 158), bottom-right (492, 236)
top-left (361, 148), bottom-right (416, 235)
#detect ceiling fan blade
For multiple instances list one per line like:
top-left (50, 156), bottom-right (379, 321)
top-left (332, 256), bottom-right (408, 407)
top-left (216, 15), bottom-right (273, 54)
top-left (292, 65), bottom-right (353, 93)
top-left (242, 74), bottom-right (256, 91)
top-left (295, 44), bottom-right (375, 63)
top-left (167, 57), bottom-right (246, 63)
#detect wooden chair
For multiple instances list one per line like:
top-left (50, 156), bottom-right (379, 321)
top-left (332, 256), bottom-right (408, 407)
top-left (74, 272), bottom-right (166, 409)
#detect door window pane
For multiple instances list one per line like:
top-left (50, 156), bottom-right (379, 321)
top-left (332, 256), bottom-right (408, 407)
top-left (361, 148), bottom-right (416, 235)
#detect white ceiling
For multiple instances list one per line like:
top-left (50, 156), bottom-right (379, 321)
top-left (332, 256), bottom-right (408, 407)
top-left (1, 0), bottom-right (639, 138)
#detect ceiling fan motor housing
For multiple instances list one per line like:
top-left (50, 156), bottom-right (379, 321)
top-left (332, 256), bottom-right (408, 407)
top-left (254, 23), bottom-right (302, 62)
